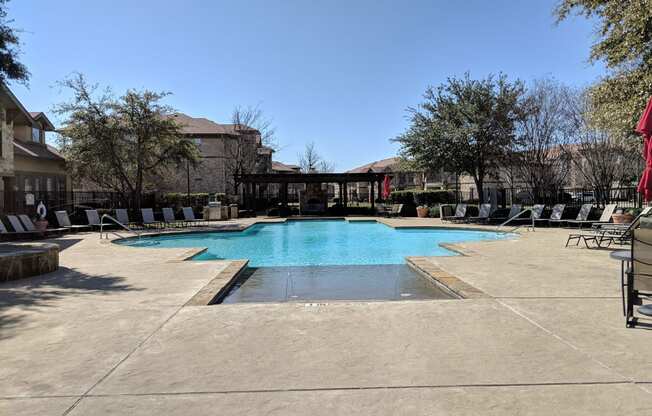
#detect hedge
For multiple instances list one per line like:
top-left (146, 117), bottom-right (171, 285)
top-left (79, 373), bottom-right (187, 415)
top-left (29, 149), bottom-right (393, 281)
top-left (388, 190), bottom-right (456, 206)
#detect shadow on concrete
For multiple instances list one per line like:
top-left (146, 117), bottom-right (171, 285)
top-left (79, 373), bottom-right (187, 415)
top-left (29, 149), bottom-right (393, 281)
top-left (0, 266), bottom-right (142, 340)
top-left (45, 237), bottom-right (84, 252)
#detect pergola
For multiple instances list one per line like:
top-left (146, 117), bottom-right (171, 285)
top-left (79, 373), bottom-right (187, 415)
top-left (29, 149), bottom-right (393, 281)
top-left (236, 172), bottom-right (388, 210)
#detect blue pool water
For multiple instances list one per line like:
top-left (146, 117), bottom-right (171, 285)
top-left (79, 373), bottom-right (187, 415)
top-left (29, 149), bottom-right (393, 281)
top-left (117, 220), bottom-right (512, 267)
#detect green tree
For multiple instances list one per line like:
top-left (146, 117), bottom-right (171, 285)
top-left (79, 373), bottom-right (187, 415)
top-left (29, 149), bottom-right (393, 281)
top-left (55, 74), bottom-right (200, 208)
top-left (0, 0), bottom-right (29, 83)
top-left (555, 0), bottom-right (652, 136)
top-left (394, 73), bottom-right (524, 203)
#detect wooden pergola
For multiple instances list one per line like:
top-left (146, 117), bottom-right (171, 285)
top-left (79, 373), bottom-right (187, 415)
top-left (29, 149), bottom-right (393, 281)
top-left (236, 172), bottom-right (388, 210)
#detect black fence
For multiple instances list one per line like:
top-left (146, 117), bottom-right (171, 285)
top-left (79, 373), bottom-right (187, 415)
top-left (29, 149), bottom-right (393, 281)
top-left (454, 186), bottom-right (643, 209)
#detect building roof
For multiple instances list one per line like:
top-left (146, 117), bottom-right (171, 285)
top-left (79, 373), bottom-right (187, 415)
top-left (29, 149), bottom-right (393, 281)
top-left (272, 161), bottom-right (300, 172)
top-left (169, 113), bottom-right (259, 137)
top-left (0, 84), bottom-right (55, 130)
top-left (346, 157), bottom-right (402, 173)
top-left (13, 140), bottom-right (65, 161)
top-left (29, 112), bottom-right (56, 131)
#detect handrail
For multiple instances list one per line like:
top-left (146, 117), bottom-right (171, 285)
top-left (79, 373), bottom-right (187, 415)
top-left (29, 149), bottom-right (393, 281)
top-left (99, 213), bottom-right (141, 240)
top-left (498, 208), bottom-right (535, 232)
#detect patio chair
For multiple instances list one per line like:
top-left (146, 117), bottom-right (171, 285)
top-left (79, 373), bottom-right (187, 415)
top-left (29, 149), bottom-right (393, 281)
top-left (551, 203), bottom-right (590, 227)
top-left (85, 209), bottom-right (103, 229)
top-left (115, 209), bottom-right (131, 226)
top-left (510, 204), bottom-right (545, 225)
top-left (565, 204), bottom-right (616, 228)
top-left (534, 204), bottom-right (566, 227)
top-left (625, 224), bottom-right (652, 327)
top-left (6, 215), bottom-right (41, 237)
top-left (162, 207), bottom-right (186, 227)
top-left (182, 207), bottom-right (205, 226)
top-left (441, 204), bottom-right (467, 222)
top-left (387, 204), bottom-right (403, 218)
top-left (141, 208), bottom-right (162, 228)
top-left (0, 219), bottom-right (31, 238)
top-left (488, 204), bottom-right (522, 224)
top-left (565, 208), bottom-right (650, 248)
top-left (55, 211), bottom-right (90, 232)
top-left (466, 203), bottom-right (493, 223)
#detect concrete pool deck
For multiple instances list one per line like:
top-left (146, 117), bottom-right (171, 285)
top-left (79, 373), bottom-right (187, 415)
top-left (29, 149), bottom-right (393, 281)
top-left (0, 217), bottom-right (651, 415)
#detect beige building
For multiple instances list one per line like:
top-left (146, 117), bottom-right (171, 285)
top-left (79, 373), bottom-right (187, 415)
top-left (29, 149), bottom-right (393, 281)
top-left (153, 113), bottom-right (273, 197)
top-left (0, 84), bottom-right (69, 215)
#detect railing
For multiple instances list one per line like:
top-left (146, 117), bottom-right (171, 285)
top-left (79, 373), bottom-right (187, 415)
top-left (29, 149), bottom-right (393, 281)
top-left (498, 208), bottom-right (535, 233)
top-left (99, 213), bottom-right (141, 240)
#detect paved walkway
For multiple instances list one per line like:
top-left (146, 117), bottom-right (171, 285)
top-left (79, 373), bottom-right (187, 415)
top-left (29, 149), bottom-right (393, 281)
top-left (0, 218), bottom-right (650, 415)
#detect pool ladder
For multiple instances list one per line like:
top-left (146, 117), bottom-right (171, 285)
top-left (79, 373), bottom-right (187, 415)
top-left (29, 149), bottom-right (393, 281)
top-left (99, 213), bottom-right (142, 240)
top-left (498, 209), bottom-right (535, 233)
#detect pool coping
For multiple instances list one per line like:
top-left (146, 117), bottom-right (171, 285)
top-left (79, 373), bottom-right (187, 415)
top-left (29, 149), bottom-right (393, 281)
top-left (406, 256), bottom-right (489, 299)
top-left (184, 259), bottom-right (249, 306)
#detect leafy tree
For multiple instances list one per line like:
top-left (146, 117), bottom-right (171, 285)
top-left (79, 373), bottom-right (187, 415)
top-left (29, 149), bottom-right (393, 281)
top-left (394, 73), bottom-right (524, 203)
top-left (55, 74), bottom-right (200, 208)
top-left (0, 0), bottom-right (29, 83)
top-left (555, 0), bottom-right (652, 136)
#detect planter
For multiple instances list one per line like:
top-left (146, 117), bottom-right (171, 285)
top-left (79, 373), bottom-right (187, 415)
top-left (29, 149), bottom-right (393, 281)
top-left (612, 213), bottom-right (634, 224)
top-left (34, 220), bottom-right (48, 231)
top-left (416, 207), bottom-right (429, 218)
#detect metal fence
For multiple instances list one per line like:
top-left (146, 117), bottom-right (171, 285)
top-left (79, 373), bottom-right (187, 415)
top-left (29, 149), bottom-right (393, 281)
top-left (454, 186), bottom-right (643, 209)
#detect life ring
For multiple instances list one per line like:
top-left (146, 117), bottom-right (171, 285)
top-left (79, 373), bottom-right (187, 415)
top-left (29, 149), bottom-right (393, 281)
top-left (36, 201), bottom-right (47, 219)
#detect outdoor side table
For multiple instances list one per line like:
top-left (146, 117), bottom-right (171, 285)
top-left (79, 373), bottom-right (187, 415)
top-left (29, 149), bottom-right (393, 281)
top-left (609, 250), bottom-right (631, 316)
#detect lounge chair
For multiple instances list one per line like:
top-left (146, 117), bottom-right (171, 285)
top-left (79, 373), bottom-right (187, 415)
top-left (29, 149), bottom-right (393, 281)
top-left (466, 203), bottom-right (492, 223)
top-left (115, 209), bottom-right (131, 226)
top-left (489, 204), bottom-right (522, 224)
top-left (5, 215), bottom-right (41, 237)
top-left (387, 204), bottom-right (403, 218)
top-left (625, 223), bottom-right (652, 327)
top-left (510, 204), bottom-right (545, 225)
top-left (85, 209), bottom-right (103, 229)
top-left (442, 204), bottom-right (467, 222)
top-left (18, 214), bottom-right (66, 235)
top-left (565, 208), bottom-right (651, 248)
top-left (55, 210), bottom-right (90, 232)
top-left (182, 207), bottom-right (205, 226)
top-left (0, 219), bottom-right (29, 238)
top-left (162, 207), bottom-right (186, 227)
top-left (141, 208), bottom-right (162, 228)
top-left (535, 204), bottom-right (566, 227)
top-left (565, 204), bottom-right (616, 228)
top-left (551, 203), bottom-right (590, 227)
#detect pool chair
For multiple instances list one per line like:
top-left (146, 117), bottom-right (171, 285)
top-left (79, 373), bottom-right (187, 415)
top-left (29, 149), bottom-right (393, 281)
top-left (85, 209), bottom-right (103, 229)
top-left (141, 208), bottom-right (163, 229)
top-left (386, 204), bottom-right (403, 218)
top-left (466, 203), bottom-right (492, 224)
top-left (115, 209), bottom-right (131, 227)
top-left (534, 204), bottom-right (566, 227)
top-left (625, 222), bottom-right (652, 327)
top-left (18, 214), bottom-right (66, 236)
top-left (4, 215), bottom-right (42, 238)
top-left (55, 210), bottom-right (90, 232)
top-left (441, 204), bottom-right (467, 222)
top-left (488, 204), bottom-right (522, 224)
top-left (550, 203), bottom-right (590, 227)
top-left (509, 204), bottom-right (545, 226)
top-left (565, 209), bottom-right (650, 249)
top-left (162, 207), bottom-right (186, 228)
top-left (182, 207), bottom-right (205, 226)
top-left (565, 204), bottom-right (616, 229)
top-left (0, 218), bottom-right (36, 239)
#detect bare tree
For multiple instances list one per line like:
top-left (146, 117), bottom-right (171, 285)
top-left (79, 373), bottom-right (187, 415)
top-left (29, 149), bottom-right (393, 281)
top-left (298, 142), bottom-right (333, 173)
top-left (231, 104), bottom-right (278, 150)
top-left (561, 90), bottom-right (641, 204)
top-left (509, 79), bottom-right (573, 202)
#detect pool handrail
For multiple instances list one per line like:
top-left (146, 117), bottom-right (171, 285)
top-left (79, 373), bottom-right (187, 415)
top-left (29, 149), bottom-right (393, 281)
top-left (100, 213), bottom-right (142, 240)
top-left (498, 208), bottom-right (535, 232)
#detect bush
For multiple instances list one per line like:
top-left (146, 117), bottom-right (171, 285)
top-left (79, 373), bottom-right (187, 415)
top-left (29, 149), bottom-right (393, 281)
top-left (160, 192), bottom-right (210, 209)
top-left (389, 190), bottom-right (456, 206)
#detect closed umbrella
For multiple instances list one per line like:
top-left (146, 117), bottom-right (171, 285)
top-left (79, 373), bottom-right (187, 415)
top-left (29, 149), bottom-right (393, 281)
top-left (637, 97), bottom-right (652, 201)
top-left (382, 175), bottom-right (391, 200)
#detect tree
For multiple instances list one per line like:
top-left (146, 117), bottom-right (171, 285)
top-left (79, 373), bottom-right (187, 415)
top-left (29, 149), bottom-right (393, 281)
top-left (394, 73), bottom-right (524, 203)
top-left (225, 105), bottom-right (274, 196)
top-left (561, 90), bottom-right (641, 204)
top-left (55, 74), bottom-right (199, 208)
top-left (0, 0), bottom-right (29, 83)
top-left (298, 142), bottom-right (332, 173)
top-left (510, 79), bottom-right (573, 202)
top-left (555, 0), bottom-right (652, 137)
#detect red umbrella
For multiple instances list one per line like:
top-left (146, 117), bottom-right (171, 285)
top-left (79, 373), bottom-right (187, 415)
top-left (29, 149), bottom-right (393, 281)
top-left (637, 97), bottom-right (652, 201)
top-left (382, 175), bottom-right (391, 199)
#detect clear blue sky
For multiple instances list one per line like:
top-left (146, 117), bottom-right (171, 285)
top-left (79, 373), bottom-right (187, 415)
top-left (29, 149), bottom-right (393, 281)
top-left (10, 0), bottom-right (602, 170)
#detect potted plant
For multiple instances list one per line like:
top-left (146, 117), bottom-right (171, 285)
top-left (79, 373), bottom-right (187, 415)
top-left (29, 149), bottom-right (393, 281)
top-left (416, 205), bottom-right (429, 218)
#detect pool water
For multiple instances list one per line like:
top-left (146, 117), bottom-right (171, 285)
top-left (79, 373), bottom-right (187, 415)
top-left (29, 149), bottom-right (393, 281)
top-left (118, 220), bottom-right (511, 267)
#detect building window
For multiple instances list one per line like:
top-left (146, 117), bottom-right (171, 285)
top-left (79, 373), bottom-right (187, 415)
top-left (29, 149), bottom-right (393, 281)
top-left (193, 138), bottom-right (202, 147)
top-left (32, 127), bottom-right (41, 142)
top-left (46, 177), bottom-right (53, 192)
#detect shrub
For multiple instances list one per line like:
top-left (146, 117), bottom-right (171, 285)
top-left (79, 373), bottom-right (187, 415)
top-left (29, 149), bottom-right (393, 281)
top-left (389, 190), bottom-right (456, 206)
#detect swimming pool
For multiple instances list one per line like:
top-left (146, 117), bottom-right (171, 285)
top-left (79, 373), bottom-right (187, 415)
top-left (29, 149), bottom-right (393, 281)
top-left (117, 220), bottom-right (512, 267)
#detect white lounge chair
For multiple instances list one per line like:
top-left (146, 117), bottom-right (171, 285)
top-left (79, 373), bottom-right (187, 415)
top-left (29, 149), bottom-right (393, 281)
top-left (85, 209), bottom-right (102, 228)
top-left (535, 204), bottom-right (566, 227)
top-left (565, 204), bottom-right (616, 228)
top-left (141, 208), bottom-right (162, 228)
top-left (182, 207), bottom-right (205, 226)
top-left (489, 204), bottom-right (522, 224)
top-left (55, 210), bottom-right (90, 232)
top-left (442, 204), bottom-right (467, 222)
top-left (466, 203), bottom-right (492, 223)
top-left (162, 207), bottom-right (186, 227)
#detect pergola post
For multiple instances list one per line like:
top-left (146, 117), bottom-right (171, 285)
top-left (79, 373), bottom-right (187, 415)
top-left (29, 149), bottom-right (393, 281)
top-left (343, 182), bottom-right (348, 208)
top-left (281, 182), bottom-right (288, 206)
top-left (370, 181), bottom-right (375, 209)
